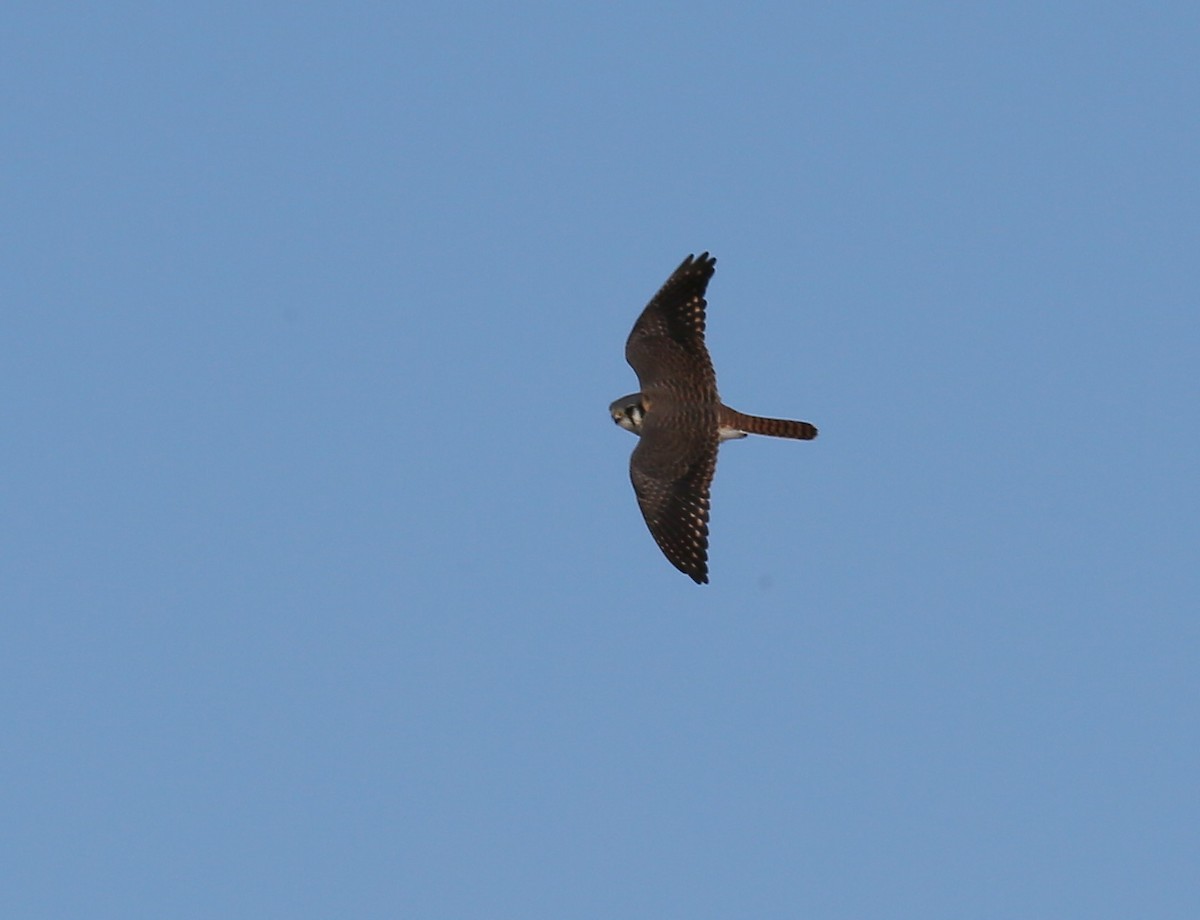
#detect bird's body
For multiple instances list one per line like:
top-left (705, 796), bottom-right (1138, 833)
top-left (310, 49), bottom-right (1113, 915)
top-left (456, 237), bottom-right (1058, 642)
top-left (610, 253), bottom-right (817, 584)
top-left (610, 394), bottom-right (818, 443)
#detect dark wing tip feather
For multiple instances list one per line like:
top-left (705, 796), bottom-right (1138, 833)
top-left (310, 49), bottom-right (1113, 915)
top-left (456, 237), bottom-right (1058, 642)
top-left (647, 514), bottom-right (710, 584)
top-left (665, 251), bottom-right (716, 289)
top-left (679, 251), bottom-right (716, 271)
top-left (650, 510), bottom-right (710, 584)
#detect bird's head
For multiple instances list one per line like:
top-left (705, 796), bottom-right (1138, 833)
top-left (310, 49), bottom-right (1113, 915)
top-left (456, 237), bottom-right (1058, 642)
top-left (609, 393), bottom-right (647, 435)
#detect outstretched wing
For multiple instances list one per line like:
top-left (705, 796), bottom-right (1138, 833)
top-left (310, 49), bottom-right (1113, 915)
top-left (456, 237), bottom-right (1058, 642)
top-left (628, 412), bottom-right (718, 585)
top-left (625, 253), bottom-right (719, 398)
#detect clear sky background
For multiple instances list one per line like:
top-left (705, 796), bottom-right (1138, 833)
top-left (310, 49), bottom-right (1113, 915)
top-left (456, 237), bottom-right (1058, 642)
top-left (4, 3), bottom-right (1198, 918)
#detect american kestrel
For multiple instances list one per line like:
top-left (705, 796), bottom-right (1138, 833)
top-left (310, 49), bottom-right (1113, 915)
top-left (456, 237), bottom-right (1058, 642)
top-left (610, 252), bottom-right (818, 584)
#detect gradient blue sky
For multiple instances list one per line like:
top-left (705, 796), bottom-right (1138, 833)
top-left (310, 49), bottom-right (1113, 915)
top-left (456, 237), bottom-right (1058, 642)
top-left (4, 3), bottom-right (1198, 918)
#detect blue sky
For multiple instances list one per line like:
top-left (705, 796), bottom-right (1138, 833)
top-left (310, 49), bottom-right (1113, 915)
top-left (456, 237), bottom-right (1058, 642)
top-left (4, 3), bottom-right (1198, 917)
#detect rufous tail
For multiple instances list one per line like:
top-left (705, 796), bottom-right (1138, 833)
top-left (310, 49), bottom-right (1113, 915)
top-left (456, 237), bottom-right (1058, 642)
top-left (722, 407), bottom-right (818, 440)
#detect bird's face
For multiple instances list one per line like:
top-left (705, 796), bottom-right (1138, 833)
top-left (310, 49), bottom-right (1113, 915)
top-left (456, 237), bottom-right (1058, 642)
top-left (609, 393), bottom-right (647, 435)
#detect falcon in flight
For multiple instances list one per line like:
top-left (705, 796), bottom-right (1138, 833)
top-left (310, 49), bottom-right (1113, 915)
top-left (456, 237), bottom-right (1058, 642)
top-left (609, 253), bottom-right (818, 583)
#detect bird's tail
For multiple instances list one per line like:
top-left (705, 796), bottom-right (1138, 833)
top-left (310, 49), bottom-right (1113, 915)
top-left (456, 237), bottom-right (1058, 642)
top-left (720, 407), bottom-right (818, 441)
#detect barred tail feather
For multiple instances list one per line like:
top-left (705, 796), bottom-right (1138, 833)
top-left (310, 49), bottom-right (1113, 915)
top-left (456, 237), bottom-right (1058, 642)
top-left (723, 407), bottom-right (818, 441)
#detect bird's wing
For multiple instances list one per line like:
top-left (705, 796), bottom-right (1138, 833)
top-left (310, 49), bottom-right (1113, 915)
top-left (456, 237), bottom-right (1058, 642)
top-left (624, 252), bottom-right (719, 398)
top-left (628, 413), bottom-right (718, 584)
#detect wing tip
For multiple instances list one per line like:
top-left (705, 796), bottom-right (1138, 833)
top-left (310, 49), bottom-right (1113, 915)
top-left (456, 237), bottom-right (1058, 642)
top-left (675, 551), bottom-right (710, 585)
top-left (683, 251), bottom-right (716, 272)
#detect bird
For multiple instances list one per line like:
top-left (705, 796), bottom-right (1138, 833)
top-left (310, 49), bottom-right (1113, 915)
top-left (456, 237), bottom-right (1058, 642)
top-left (609, 252), bottom-right (817, 584)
